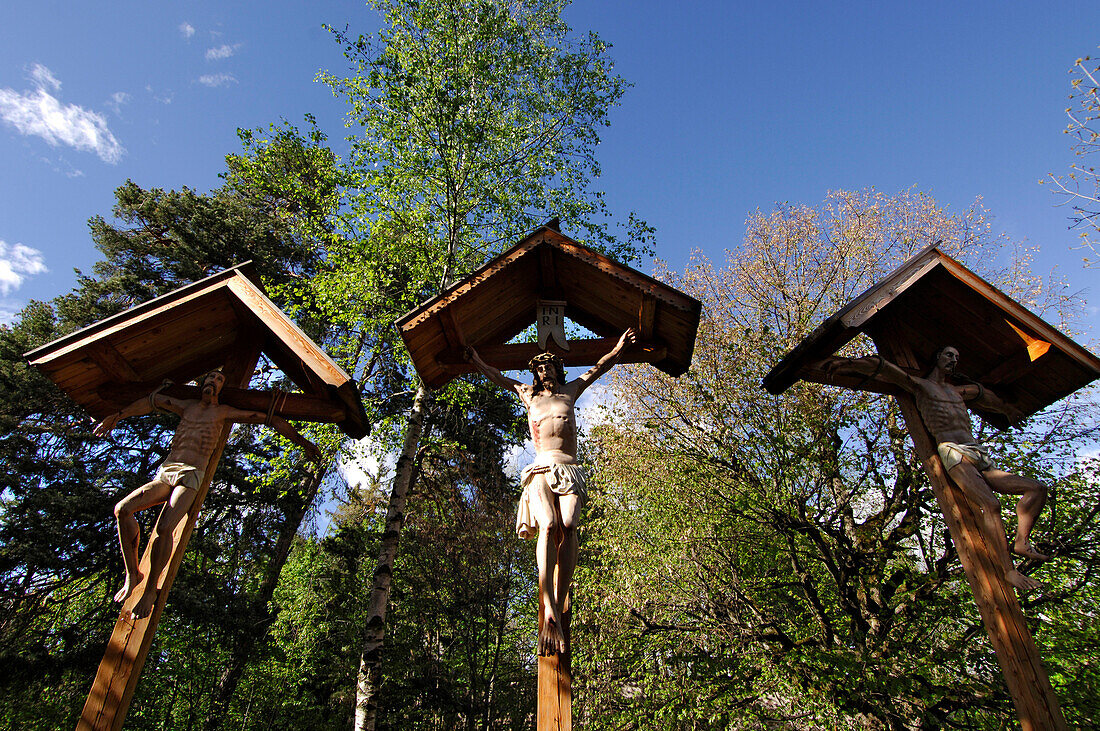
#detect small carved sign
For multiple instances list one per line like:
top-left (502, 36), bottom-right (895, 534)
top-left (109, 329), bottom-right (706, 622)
top-left (537, 300), bottom-right (570, 351)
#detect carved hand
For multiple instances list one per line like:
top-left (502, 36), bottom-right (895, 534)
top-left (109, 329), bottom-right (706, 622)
top-left (94, 412), bottom-right (120, 437)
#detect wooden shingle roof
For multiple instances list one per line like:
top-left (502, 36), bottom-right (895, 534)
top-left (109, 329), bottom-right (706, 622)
top-left (763, 243), bottom-right (1100, 429)
top-left (26, 264), bottom-right (368, 438)
top-left (397, 225), bottom-right (702, 389)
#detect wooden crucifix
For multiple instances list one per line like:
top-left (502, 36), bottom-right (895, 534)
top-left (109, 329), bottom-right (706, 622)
top-left (25, 264), bottom-right (367, 731)
top-left (397, 223), bottom-right (702, 729)
top-left (764, 244), bottom-right (1100, 731)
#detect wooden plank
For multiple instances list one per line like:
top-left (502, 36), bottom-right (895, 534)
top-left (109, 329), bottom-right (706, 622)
top-left (29, 281), bottom-right (234, 366)
top-left (96, 383), bottom-right (347, 423)
top-left (537, 588), bottom-right (571, 731)
top-left (939, 256), bottom-right (1100, 375)
top-left (78, 340), bottom-right (262, 731)
top-left (438, 308), bottom-right (466, 350)
top-left (539, 244), bottom-right (562, 298)
top-left (872, 324), bottom-right (1066, 731)
top-left (638, 293), bottom-right (657, 340)
top-left (226, 276), bottom-right (351, 389)
top-left (436, 339), bottom-right (666, 372)
top-left (85, 341), bottom-right (141, 382)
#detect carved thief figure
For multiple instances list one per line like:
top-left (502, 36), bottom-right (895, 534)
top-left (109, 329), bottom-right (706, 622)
top-left (94, 370), bottom-right (320, 619)
top-left (467, 328), bottom-right (636, 654)
top-left (819, 346), bottom-right (1050, 592)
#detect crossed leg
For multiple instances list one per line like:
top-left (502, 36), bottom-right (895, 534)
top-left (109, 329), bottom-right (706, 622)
top-left (981, 468), bottom-right (1049, 561)
top-left (114, 480), bottom-right (197, 618)
top-left (528, 475), bottom-right (582, 656)
top-left (948, 462), bottom-right (1041, 592)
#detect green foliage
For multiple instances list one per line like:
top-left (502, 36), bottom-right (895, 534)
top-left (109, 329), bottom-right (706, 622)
top-left (322, 0), bottom-right (653, 281)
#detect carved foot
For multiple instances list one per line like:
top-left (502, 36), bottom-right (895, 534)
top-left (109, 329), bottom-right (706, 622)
top-left (1006, 569), bottom-right (1042, 594)
top-left (113, 572), bottom-right (142, 604)
top-left (1013, 540), bottom-right (1050, 562)
top-left (538, 616), bottom-right (567, 656)
top-left (130, 586), bottom-right (159, 619)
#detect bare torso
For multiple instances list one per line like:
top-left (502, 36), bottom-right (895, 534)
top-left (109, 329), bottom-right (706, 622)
top-left (913, 379), bottom-right (975, 444)
top-left (164, 402), bottom-right (227, 467)
top-left (525, 387), bottom-right (579, 464)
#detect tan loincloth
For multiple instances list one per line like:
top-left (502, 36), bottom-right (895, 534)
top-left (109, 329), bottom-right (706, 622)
top-left (154, 462), bottom-right (205, 491)
top-left (937, 442), bottom-right (995, 473)
top-left (515, 456), bottom-right (587, 539)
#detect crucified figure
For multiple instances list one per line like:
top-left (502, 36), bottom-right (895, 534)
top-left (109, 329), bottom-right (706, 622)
top-left (467, 328), bottom-right (637, 655)
top-left (818, 346), bottom-right (1049, 592)
top-left (94, 371), bottom-right (321, 619)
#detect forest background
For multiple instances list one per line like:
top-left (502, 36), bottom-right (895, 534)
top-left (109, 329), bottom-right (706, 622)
top-left (2, 0), bottom-right (1100, 729)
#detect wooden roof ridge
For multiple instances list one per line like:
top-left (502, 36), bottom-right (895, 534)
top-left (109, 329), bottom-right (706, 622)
top-left (763, 242), bottom-right (1100, 405)
top-left (395, 225), bottom-right (699, 331)
top-left (25, 262), bottom-right (259, 363)
top-left (26, 263), bottom-right (369, 438)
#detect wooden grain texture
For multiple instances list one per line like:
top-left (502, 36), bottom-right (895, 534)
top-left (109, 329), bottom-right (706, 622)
top-left (397, 226), bottom-right (702, 390)
top-left (435, 339), bottom-right (667, 374)
top-left (77, 343), bottom-right (262, 731)
top-left (536, 588), bottom-right (571, 731)
top-left (873, 325), bottom-right (1066, 731)
top-left (763, 246), bottom-right (1100, 410)
top-left (226, 277), bottom-right (349, 389)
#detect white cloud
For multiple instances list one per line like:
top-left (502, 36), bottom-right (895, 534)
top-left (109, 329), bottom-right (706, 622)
top-left (197, 73), bottom-right (237, 88)
top-left (0, 240), bottom-right (47, 295)
top-left (0, 65), bottom-right (124, 163)
top-left (179, 22), bottom-right (195, 40)
top-left (205, 44), bottom-right (239, 61)
top-left (106, 91), bottom-right (130, 115)
top-left (29, 63), bottom-right (60, 92)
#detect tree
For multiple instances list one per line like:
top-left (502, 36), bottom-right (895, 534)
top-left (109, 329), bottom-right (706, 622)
top-left (576, 189), bottom-right (1099, 728)
top-left (320, 2), bottom-right (650, 727)
top-left (1046, 49), bottom-right (1100, 267)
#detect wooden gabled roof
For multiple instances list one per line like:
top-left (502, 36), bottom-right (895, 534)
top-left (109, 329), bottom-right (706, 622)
top-left (397, 225), bottom-right (702, 389)
top-left (26, 264), bottom-right (368, 439)
top-left (763, 243), bottom-right (1100, 429)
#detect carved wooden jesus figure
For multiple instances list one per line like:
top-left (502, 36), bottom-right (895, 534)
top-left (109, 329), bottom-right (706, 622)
top-left (94, 371), bottom-right (320, 619)
top-left (468, 328), bottom-right (637, 655)
top-left (818, 346), bottom-right (1049, 592)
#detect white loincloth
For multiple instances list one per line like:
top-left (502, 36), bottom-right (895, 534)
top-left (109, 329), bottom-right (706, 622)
top-left (937, 442), bottom-right (995, 473)
top-left (515, 455), bottom-right (587, 539)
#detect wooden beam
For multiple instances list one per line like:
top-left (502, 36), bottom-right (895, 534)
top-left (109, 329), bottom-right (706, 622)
top-left (637, 294), bottom-right (656, 340)
top-left (872, 323), bottom-right (1066, 731)
top-left (226, 276), bottom-right (350, 390)
top-left (539, 245), bottom-right (563, 299)
top-left (95, 383), bottom-right (347, 423)
top-left (86, 341), bottom-right (141, 382)
top-left (438, 308), bottom-right (466, 350)
top-left (78, 340), bottom-right (262, 731)
top-left (537, 588), bottom-right (571, 731)
top-left (436, 339), bottom-right (667, 372)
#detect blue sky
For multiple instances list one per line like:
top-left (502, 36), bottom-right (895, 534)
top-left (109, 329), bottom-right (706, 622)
top-left (2, 1), bottom-right (1098, 334)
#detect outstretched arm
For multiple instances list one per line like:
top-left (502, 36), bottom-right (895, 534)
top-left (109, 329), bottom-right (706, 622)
top-left (223, 407), bottom-right (323, 463)
top-left (814, 354), bottom-right (918, 394)
top-left (465, 346), bottom-right (528, 402)
top-left (93, 387), bottom-right (186, 437)
top-left (573, 328), bottom-right (637, 397)
top-left (957, 383), bottom-right (1027, 424)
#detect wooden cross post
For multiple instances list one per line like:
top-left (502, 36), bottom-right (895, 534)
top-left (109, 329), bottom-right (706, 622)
top-left (77, 342), bottom-right (262, 731)
top-left (537, 588), bottom-right (572, 730)
top-left (872, 323), bottom-right (1067, 730)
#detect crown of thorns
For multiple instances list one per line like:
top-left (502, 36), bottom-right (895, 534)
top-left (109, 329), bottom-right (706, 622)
top-left (528, 351), bottom-right (565, 373)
